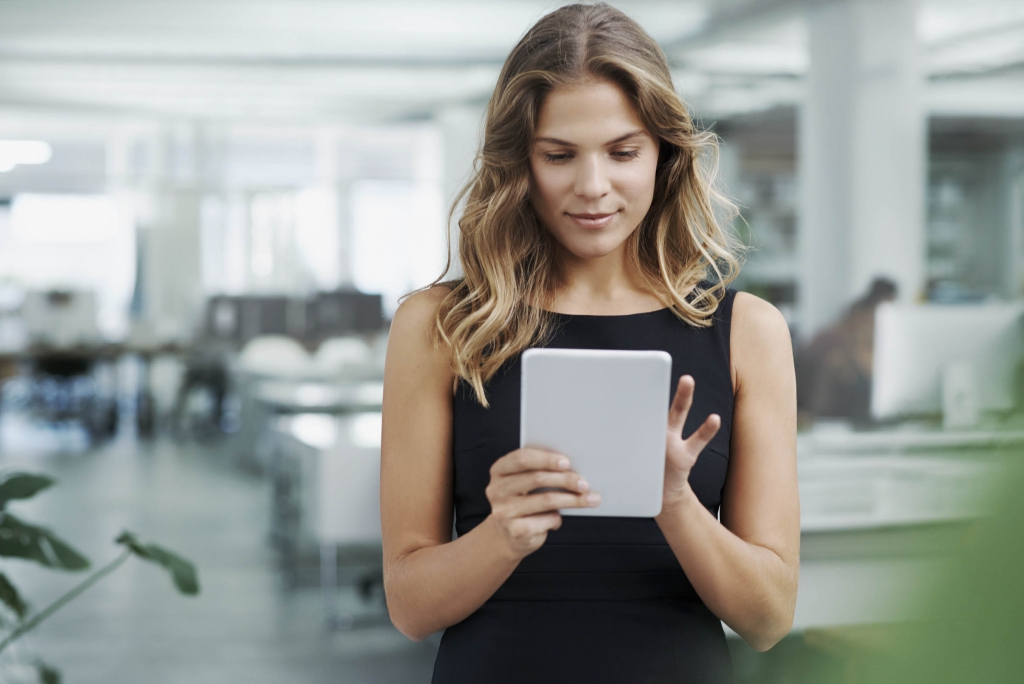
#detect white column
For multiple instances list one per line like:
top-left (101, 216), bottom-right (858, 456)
top-left (104, 126), bottom-right (139, 340)
top-left (1003, 144), bottom-right (1024, 298)
top-left (335, 178), bottom-right (353, 287)
top-left (310, 126), bottom-right (344, 290)
top-left (139, 124), bottom-right (208, 341)
top-left (317, 126), bottom-right (355, 288)
top-left (436, 105), bottom-right (486, 279)
top-left (798, 0), bottom-right (926, 338)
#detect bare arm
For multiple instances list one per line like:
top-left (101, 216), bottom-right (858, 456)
top-left (655, 292), bottom-right (799, 652)
top-left (380, 288), bottom-right (596, 641)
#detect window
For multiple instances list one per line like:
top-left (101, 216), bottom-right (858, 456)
top-left (0, 193), bottom-right (135, 339)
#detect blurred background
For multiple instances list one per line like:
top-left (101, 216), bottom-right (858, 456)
top-left (0, 0), bottom-right (1022, 682)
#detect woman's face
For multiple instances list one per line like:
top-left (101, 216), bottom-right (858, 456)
top-left (529, 79), bottom-right (659, 262)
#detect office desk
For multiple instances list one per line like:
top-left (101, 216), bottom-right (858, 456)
top-left (258, 381), bottom-right (383, 567)
top-left (783, 434), bottom-right (1004, 634)
top-left (269, 411), bottom-right (386, 630)
top-left (798, 424), bottom-right (1024, 454)
top-left (230, 372), bottom-right (382, 472)
top-left (255, 379), bottom-right (383, 415)
top-left (0, 342), bottom-right (190, 438)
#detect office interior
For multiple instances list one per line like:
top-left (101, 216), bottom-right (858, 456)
top-left (0, 0), bottom-right (1022, 682)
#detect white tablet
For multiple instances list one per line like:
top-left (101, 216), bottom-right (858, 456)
top-left (520, 348), bottom-right (672, 517)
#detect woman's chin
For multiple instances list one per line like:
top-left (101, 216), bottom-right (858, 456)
top-left (560, 238), bottom-right (627, 262)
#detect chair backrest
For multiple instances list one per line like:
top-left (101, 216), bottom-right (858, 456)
top-left (238, 335), bottom-right (310, 378)
top-left (312, 336), bottom-right (373, 376)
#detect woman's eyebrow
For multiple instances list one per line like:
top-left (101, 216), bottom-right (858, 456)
top-left (533, 130), bottom-right (646, 147)
top-left (605, 130), bottom-right (645, 145)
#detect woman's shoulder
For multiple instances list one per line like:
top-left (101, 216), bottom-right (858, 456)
top-left (386, 286), bottom-right (456, 397)
top-left (389, 286), bottom-right (451, 352)
top-left (729, 291), bottom-right (795, 393)
top-left (396, 283), bottom-right (452, 316)
top-left (731, 291), bottom-right (788, 334)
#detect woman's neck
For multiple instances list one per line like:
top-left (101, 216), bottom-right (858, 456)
top-left (546, 244), bottom-right (667, 316)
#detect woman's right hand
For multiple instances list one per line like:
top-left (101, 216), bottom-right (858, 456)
top-left (484, 448), bottom-right (601, 559)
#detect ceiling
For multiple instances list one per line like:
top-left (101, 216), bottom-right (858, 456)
top-left (0, 0), bottom-right (1022, 128)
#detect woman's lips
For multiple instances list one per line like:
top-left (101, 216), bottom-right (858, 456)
top-left (567, 211), bottom-right (617, 229)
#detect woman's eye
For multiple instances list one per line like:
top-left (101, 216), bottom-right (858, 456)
top-left (612, 150), bottom-right (641, 160)
top-left (543, 152), bottom-right (572, 163)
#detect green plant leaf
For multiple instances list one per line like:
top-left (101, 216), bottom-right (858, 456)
top-left (116, 532), bottom-right (200, 595)
top-left (0, 572), bottom-right (28, 619)
top-left (36, 659), bottom-right (61, 684)
top-left (0, 473), bottom-right (54, 510)
top-left (0, 514), bottom-right (89, 571)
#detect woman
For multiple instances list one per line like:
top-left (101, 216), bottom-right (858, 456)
top-left (381, 4), bottom-right (799, 682)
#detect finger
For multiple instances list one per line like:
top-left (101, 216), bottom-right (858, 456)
top-left (508, 511), bottom-right (562, 538)
top-left (504, 489), bottom-right (601, 517)
top-left (667, 375), bottom-right (695, 435)
top-left (525, 510), bottom-right (563, 532)
top-left (682, 413), bottom-right (721, 455)
top-left (496, 470), bottom-right (588, 499)
top-left (491, 448), bottom-right (570, 477)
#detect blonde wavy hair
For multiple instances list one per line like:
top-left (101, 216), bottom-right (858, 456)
top-left (424, 2), bottom-right (744, 406)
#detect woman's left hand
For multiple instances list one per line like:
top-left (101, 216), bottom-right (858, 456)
top-left (662, 374), bottom-right (721, 511)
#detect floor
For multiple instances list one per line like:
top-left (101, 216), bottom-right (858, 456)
top-left (0, 415), bottom-right (438, 684)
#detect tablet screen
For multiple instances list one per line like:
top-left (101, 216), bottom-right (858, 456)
top-left (520, 348), bottom-right (672, 517)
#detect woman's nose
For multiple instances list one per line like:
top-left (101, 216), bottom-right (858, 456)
top-left (573, 156), bottom-right (610, 199)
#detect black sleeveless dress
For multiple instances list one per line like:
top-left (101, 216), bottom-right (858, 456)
top-left (432, 285), bottom-right (737, 684)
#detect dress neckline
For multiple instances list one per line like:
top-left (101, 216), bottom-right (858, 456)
top-left (541, 281), bottom-right (707, 318)
top-left (546, 306), bottom-right (671, 319)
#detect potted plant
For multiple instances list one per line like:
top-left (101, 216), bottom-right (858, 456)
top-left (0, 471), bottom-right (199, 683)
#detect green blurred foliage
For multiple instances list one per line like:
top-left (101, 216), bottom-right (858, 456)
top-left (0, 470), bottom-right (199, 684)
top-left (731, 454), bottom-right (1024, 684)
top-left (116, 532), bottom-right (200, 595)
top-left (873, 457), bottom-right (1024, 684)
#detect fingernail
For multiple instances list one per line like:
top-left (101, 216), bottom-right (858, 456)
top-left (587, 493), bottom-right (601, 506)
top-left (558, 458), bottom-right (570, 469)
top-left (577, 479), bottom-right (589, 492)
